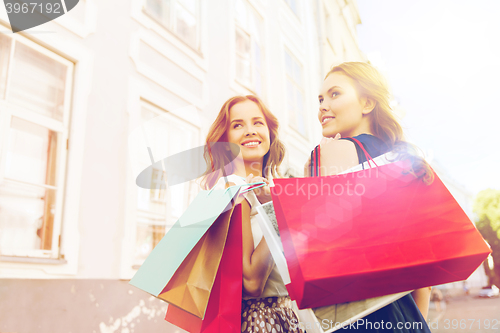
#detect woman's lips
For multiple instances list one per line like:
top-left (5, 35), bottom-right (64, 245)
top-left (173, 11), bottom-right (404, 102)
top-left (322, 117), bottom-right (334, 125)
top-left (241, 141), bottom-right (261, 148)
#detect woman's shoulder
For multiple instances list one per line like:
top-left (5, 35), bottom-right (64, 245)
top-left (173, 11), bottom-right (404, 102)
top-left (341, 134), bottom-right (390, 162)
top-left (317, 139), bottom-right (359, 176)
top-left (347, 134), bottom-right (387, 148)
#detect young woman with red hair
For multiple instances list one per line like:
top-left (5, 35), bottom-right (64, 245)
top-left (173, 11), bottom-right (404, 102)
top-left (201, 95), bottom-right (303, 333)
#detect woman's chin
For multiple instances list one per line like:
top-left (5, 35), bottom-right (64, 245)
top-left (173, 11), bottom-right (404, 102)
top-left (241, 152), bottom-right (265, 163)
top-left (322, 127), bottom-right (337, 138)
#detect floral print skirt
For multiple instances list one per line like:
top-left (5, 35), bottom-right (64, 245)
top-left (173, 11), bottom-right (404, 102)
top-left (241, 296), bottom-right (305, 333)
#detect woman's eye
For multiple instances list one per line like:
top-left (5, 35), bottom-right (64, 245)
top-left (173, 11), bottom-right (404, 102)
top-left (331, 92), bottom-right (338, 97)
top-left (255, 121), bottom-right (264, 125)
top-left (233, 124), bottom-right (242, 129)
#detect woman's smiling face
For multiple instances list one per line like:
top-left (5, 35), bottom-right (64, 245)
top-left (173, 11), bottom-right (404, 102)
top-left (227, 100), bottom-right (271, 164)
top-left (318, 72), bottom-right (373, 138)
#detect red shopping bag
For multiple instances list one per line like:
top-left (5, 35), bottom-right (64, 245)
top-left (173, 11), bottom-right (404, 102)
top-left (272, 146), bottom-right (491, 309)
top-left (165, 204), bottom-right (243, 332)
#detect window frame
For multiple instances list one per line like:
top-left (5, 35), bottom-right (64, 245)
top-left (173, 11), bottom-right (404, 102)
top-left (283, 48), bottom-right (307, 138)
top-left (142, 0), bottom-right (201, 52)
top-left (121, 89), bottom-right (202, 277)
top-left (0, 33), bottom-right (74, 260)
top-left (232, 0), bottom-right (266, 99)
top-left (132, 101), bottom-right (200, 266)
top-left (130, 0), bottom-right (209, 76)
top-left (283, 0), bottom-right (300, 19)
top-left (52, 0), bottom-right (97, 38)
top-left (235, 25), bottom-right (252, 87)
top-left (0, 14), bottom-right (92, 277)
top-left (130, 0), bottom-right (209, 109)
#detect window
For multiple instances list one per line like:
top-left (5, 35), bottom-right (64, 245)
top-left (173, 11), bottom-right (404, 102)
top-left (144, 0), bottom-right (200, 50)
top-left (284, 0), bottom-right (299, 17)
top-left (133, 102), bottom-right (199, 265)
top-left (284, 50), bottom-right (306, 136)
top-left (234, 0), bottom-right (265, 97)
top-left (0, 34), bottom-right (73, 259)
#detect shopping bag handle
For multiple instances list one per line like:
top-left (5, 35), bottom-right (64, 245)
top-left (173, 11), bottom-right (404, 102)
top-left (350, 137), bottom-right (379, 169)
top-left (229, 175), bottom-right (267, 194)
top-left (207, 181), bottom-right (266, 196)
top-left (308, 144), bottom-right (320, 177)
top-left (240, 182), bottom-right (266, 194)
top-left (311, 144), bottom-right (320, 177)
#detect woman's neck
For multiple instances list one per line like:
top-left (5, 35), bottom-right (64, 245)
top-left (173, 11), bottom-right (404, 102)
top-left (343, 131), bottom-right (373, 138)
top-left (343, 123), bottom-right (373, 138)
top-left (339, 117), bottom-right (373, 138)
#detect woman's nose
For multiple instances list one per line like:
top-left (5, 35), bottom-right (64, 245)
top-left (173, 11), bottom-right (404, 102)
top-left (245, 130), bottom-right (256, 136)
top-left (245, 126), bottom-right (257, 136)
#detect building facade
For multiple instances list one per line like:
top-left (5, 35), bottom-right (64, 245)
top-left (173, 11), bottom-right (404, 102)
top-left (0, 0), bottom-right (364, 332)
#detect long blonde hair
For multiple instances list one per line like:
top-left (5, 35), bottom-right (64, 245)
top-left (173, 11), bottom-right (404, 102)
top-left (201, 95), bottom-right (286, 189)
top-left (326, 62), bottom-right (434, 184)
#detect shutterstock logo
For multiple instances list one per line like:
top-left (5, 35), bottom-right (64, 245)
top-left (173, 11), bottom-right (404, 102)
top-left (3, 0), bottom-right (79, 33)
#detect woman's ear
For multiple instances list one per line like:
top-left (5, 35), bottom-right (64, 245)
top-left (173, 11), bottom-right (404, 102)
top-left (362, 97), bottom-right (376, 115)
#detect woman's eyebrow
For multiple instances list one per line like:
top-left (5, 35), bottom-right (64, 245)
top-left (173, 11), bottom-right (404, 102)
top-left (318, 86), bottom-right (341, 99)
top-left (230, 117), bottom-right (264, 124)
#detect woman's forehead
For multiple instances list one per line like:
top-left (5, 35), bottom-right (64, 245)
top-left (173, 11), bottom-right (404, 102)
top-left (321, 72), bottom-right (355, 92)
top-left (229, 100), bottom-right (264, 120)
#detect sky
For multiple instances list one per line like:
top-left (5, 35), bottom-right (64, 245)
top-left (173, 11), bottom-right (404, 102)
top-left (356, 0), bottom-right (500, 197)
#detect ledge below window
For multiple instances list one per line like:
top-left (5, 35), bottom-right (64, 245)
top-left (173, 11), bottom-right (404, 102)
top-left (0, 256), bottom-right (68, 265)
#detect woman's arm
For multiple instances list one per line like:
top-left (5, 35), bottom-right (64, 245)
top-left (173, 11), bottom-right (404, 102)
top-left (239, 198), bottom-right (274, 297)
top-left (225, 181), bottom-right (273, 297)
top-left (411, 287), bottom-right (432, 320)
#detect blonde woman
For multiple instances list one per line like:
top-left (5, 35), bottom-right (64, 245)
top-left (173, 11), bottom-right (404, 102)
top-left (308, 62), bottom-right (432, 332)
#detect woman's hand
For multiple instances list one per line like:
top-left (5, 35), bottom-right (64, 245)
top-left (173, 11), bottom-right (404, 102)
top-left (320, 133), bottom-right (341, 146)
top-left (245, 173), bottom-right (272, 204)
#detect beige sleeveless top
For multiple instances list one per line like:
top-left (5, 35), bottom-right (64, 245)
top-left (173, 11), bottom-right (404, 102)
top-left (214, 175), bottom-right (288, 299)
